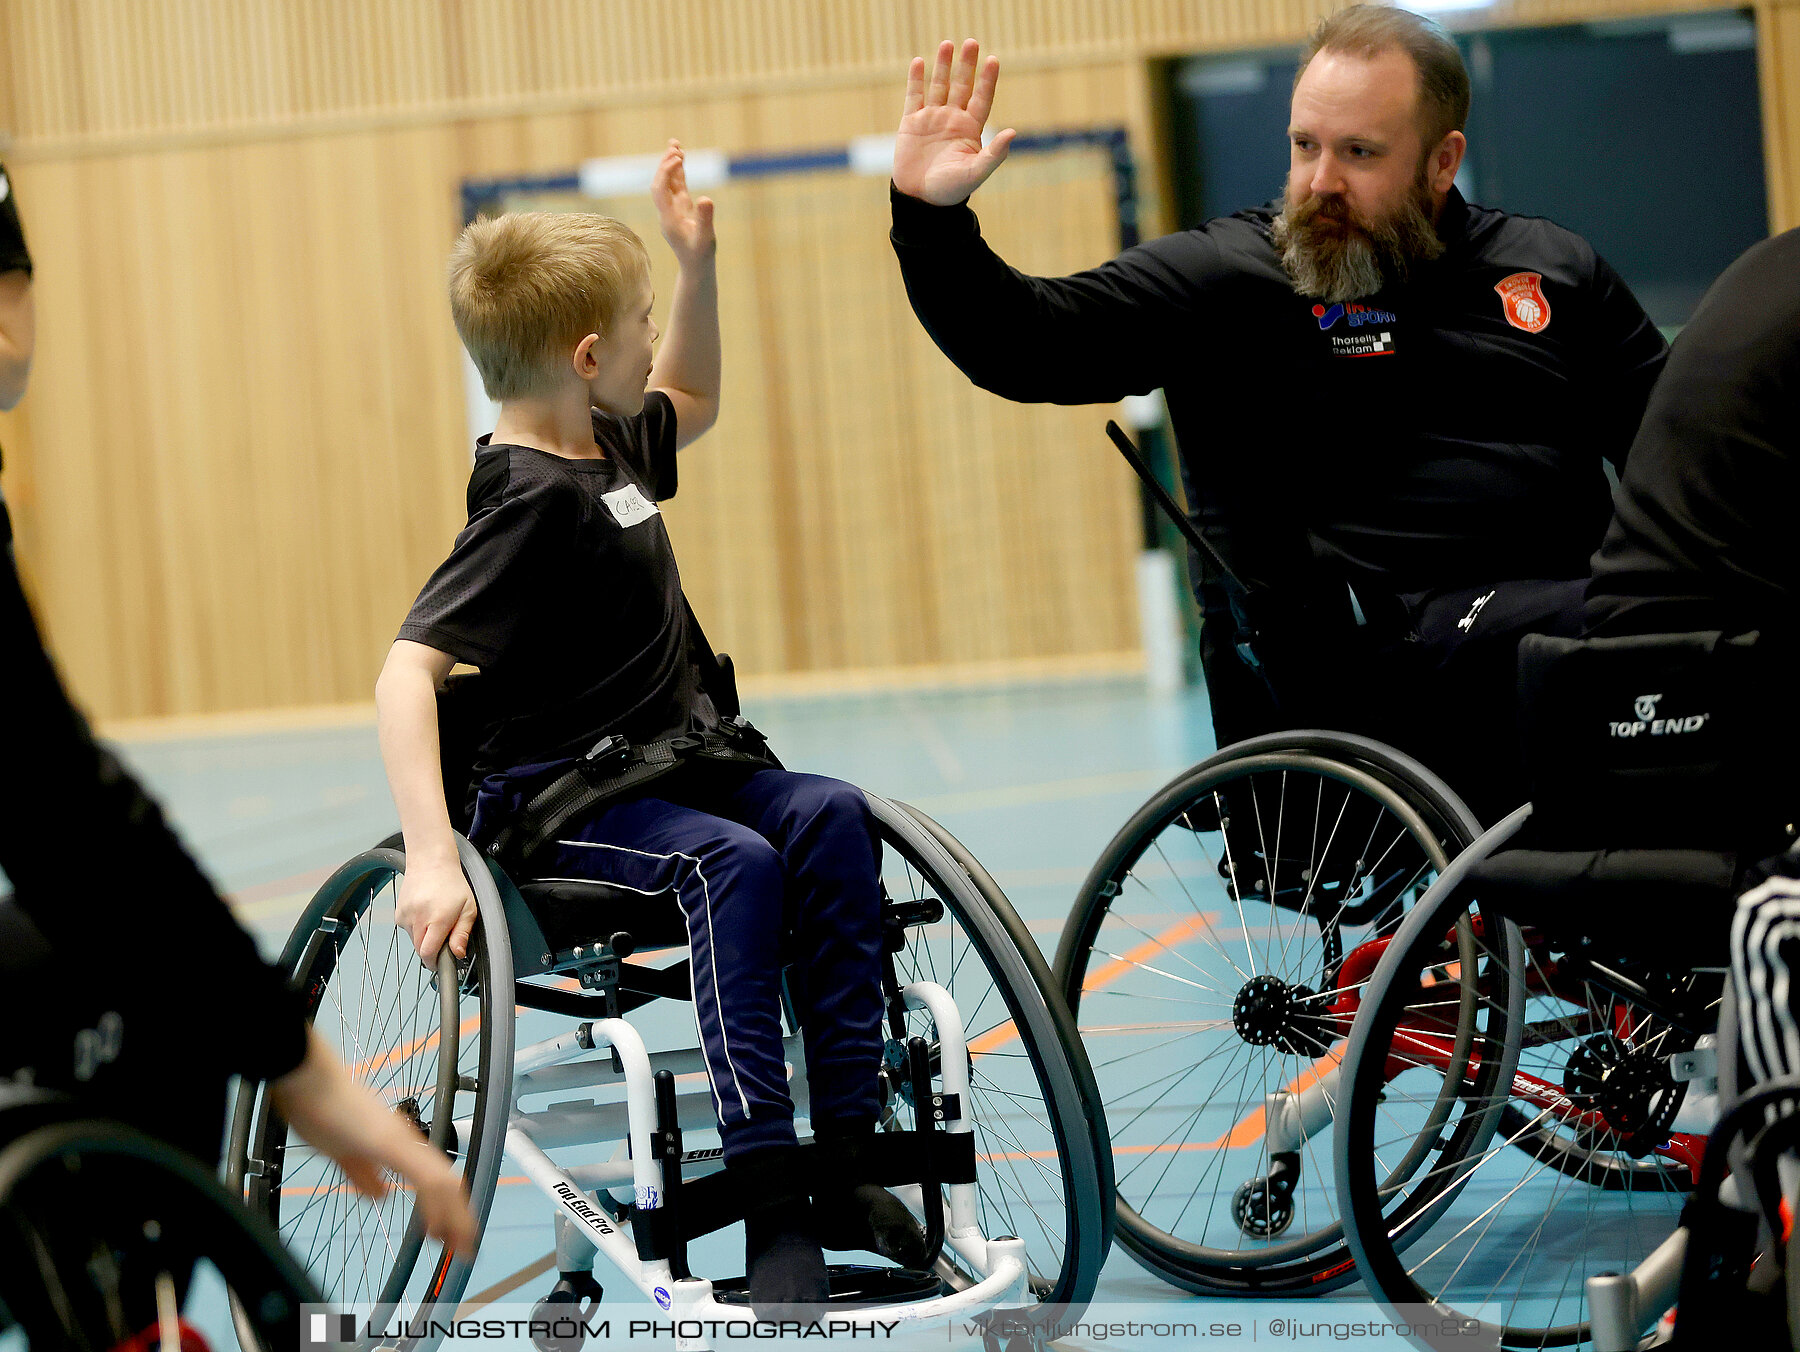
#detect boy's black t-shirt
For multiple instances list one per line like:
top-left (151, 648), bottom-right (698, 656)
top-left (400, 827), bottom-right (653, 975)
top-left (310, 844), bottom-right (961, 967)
top-left (398, 390), bottom-right (719, 782)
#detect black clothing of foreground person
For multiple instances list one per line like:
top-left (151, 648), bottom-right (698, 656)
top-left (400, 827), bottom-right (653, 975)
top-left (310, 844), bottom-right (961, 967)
top-left (0, 162), bottom-right (476, 1300)
top-left (1586, 227), bottom-right (1800, 641)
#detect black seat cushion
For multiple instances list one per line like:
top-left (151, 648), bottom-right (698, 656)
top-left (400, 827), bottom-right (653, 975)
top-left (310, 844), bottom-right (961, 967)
top-left (514, 877), bottom-right (690, 955)
top-left (1466, 846), bottom-right (1738, 969)
top-left (1516, 630), bottom-right (1788, 852)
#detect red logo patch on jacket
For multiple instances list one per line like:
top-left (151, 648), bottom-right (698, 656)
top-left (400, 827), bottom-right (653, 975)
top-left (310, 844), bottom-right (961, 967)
top-left (1494, 272), bottom-right (1551, 333)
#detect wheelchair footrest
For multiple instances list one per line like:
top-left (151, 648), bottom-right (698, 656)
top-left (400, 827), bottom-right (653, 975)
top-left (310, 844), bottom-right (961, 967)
top-left (708, 1264), bottom-right (947, 1308)
top-left (654, 1135), bottom-right (978, 1243)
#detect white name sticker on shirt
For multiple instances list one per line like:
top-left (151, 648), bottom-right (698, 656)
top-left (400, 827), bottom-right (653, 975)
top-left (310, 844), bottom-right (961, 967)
top-left (603, 483), bottom-right (661, 528)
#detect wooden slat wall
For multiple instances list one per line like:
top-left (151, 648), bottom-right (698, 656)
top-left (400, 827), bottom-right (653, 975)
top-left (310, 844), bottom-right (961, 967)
top-left (2, 60), bottom-right (1146, 719)
top-left (5, 129), bottom-right (475, 716)
top-left (0, 0), bottom-right (1785, 720)
top-left (1758, 0), bottom-right (1800, 232)
top-left (0, 0), bottom-right (1751, 153)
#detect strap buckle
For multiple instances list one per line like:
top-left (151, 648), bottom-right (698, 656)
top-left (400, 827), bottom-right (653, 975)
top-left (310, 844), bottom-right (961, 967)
top-left (1235, 636), bottom-right (1265, 675)
top-left (723, 714), bottom-right (767, 745)
top-left (578, 734), bottom-right (633, 783)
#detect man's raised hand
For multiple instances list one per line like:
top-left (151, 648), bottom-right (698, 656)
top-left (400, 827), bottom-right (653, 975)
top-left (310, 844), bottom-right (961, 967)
top-left (894, 39), bottom-right (1016, 206)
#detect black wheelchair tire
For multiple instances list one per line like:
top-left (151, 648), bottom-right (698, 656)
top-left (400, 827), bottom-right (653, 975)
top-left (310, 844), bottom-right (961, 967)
top-left (1051, 731), bottom-right (1483, 1295)
top-left (0, 1111), bottom-right (323, 1352)
top-left (1336, 806), bottom-right (1703, 1349)
top-left (873, 795), bottom-right (1112, 1317)
top-left (226, 837), bottom-right (515, 1352)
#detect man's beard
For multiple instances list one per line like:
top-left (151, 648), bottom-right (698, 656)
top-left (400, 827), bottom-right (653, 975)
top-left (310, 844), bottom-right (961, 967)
top-left (1270, 170), bottom-right (1446, 303)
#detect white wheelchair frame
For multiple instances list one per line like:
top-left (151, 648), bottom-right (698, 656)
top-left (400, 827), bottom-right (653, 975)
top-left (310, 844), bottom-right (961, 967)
top-left (454, 828), bottom-right (1037, 1351)
top-left (495, 989), bottom-right (1030, 1347)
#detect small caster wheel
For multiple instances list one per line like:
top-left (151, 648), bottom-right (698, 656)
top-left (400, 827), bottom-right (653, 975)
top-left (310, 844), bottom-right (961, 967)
top-left (530, 1271), bottom-right (604, 1352)
top-left (1233, 1175), bottom-right (1294, 1238)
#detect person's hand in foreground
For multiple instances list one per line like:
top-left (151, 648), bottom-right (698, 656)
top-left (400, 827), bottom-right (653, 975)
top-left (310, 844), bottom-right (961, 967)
top-left (269, 1027), bottom-right (478, 1256)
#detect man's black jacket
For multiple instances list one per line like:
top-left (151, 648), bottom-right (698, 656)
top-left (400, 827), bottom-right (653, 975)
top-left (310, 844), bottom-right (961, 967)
top-left (891, 185), bottom-right (1665, 616)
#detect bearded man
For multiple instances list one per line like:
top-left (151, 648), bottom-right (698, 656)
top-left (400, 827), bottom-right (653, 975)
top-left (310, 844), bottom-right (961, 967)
top-left (889, 7), bottom-right (1667, 820)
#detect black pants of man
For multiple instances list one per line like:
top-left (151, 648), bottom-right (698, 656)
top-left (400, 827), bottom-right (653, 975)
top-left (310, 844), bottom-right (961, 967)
top-left (1204, 577), bottom-right (1589, 826)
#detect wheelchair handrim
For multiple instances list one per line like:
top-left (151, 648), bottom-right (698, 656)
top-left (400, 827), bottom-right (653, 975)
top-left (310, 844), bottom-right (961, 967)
top-left (228, 843), bottom-right (513, 1352)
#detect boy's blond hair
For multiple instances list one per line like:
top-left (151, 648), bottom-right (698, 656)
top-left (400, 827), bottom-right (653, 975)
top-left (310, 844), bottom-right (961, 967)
top-left (449, 212), bottom-right (651, 401)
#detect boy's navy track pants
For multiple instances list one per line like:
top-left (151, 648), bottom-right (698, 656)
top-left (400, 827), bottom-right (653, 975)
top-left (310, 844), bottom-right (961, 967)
top-left (536, 766), bottom-right (887, 1159)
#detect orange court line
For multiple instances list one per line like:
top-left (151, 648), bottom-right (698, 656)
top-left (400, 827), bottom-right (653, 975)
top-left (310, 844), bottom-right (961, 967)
top-left (449, 912), bottom-right (1287, 1183)
top-left (1076, 1021), bottom-right (1234, 1039)
top-left (1080, 910), bottom-right (1225, 998)
top-left (280, 1180), bottom-right (415, 1199)
top-left (226, 863), bottom-right (340, 907)
top-left (1075, 911), bottom-right (1350, 1155)
top-left (965, 910), bottom-right (1224, 1059)
top-left (352, 1012), bottom-right (481, 1081)
top-left (352, 1028), bottom-right (440, 1080)
top-left (1115, 1043), bottom-right (1346, 1156)
top-left (966, 1022), bottom-right (1022, 1057)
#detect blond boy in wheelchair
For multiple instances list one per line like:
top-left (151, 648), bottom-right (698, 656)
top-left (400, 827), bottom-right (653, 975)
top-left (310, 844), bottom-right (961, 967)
top-left (374, 141), bottom-right (925, 1315)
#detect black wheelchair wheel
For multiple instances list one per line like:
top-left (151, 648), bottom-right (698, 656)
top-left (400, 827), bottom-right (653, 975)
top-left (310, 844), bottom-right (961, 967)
top-left (868, 795), bottom-right (1111, 1318)
top-left (0, 1097), bottom-right (322, 1352)
top-left (1337, 811), bottom-right (1708, 1350)
top-left (227, 837), bottom-right (515, 1352)
top-left (1051, 731), bottom-right (1481, 1294)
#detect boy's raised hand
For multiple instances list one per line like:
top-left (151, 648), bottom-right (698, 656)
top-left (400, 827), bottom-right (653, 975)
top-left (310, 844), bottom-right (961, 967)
top-left (893, 39), bottom-right (1016, 206)
top-left (652, 139), bottom-right (715, 266)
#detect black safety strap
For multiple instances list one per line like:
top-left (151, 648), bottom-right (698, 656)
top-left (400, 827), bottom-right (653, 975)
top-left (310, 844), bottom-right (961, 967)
top-left (482, 589), bottom-right (778, 864)
top-left (486, 721), bottom-right (776, 866)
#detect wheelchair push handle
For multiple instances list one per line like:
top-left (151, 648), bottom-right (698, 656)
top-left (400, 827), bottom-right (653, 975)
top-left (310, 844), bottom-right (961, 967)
top-left (1104, 419), bottom-right (1242, 589)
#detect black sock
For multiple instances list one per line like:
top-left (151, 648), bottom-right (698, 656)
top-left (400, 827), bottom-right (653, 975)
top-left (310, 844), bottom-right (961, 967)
top-left (814, 1182), bottom-right (931, 1266)
top-left (811, 1130), bottom-right (930, 1267)
top-left (728, 1147), bottom-right (830, 1316)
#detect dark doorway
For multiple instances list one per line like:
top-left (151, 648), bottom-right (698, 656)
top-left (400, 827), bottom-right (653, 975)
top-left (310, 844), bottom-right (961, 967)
top-left (1165, 9), bottom-right (1767, 327)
